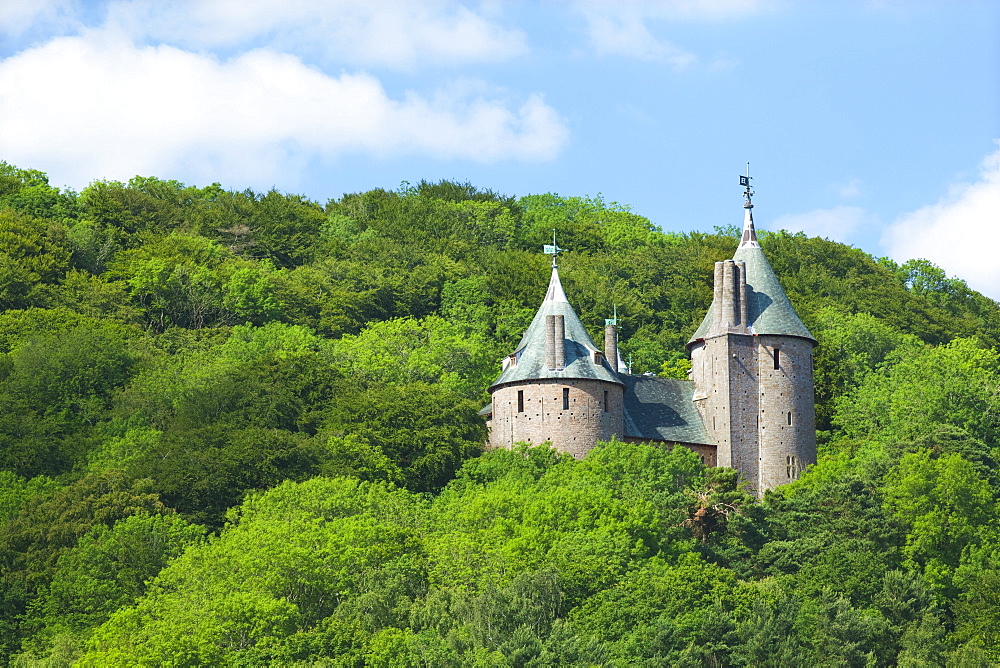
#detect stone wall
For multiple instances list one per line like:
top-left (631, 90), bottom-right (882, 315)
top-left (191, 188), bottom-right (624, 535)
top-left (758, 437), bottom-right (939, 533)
top-left (755, 335), bottom-right (816, 490)
top-left (691, 331), bottom-right (815, 494)
top-left (690, 333), bottom-right (758, 477)
top-left (488, 378), bottom-right (624, 458)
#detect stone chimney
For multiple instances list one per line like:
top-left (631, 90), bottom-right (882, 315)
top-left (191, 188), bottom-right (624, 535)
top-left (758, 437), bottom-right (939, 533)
top-left (545, 314), bottom-right (565, 370)
top-left (710, 259), bottom-right (749, 335)
top-left (604, 322), bottom-right (619, 373)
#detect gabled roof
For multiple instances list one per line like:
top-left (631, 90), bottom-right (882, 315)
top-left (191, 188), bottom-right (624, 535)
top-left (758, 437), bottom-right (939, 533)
top-left (621, 375), bottom-right (713, 445)
top-left (689, 205), bottom-right (815, 344)
top-left (490, 266), bottom-right (623, 389)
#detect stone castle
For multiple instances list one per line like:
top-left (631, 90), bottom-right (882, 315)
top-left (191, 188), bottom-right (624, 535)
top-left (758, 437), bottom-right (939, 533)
top-left (481, 184), bottom-right (817, 493)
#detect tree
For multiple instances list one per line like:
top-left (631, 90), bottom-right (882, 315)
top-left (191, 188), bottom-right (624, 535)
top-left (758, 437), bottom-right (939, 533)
top-left (78, 477), bottom-right (426, 666)
top-left (834, 337), bottom-right (1000, 448)
top-left (17, 513), bottom-right (204, 661)
top-left (0, 471), bottom-right (169, 656)
top-left (0, 209), bottom-right (73, 310)
top-left (883, 449), bottom-right (995, 595)
top-left (329, 315), bottom-right (500, 399)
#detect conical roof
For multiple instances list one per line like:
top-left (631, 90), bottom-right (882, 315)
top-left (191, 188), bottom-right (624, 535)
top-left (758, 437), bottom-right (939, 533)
top-left (689, 205), bottom-right (815, 345)
top-left (490, 266), bottom-right (623, 389)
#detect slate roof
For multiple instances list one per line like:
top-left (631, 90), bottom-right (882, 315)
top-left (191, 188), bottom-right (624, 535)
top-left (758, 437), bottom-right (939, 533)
top-left (621, 375), bottom-right (712, 445)
top-left (489, 266), bottom-right (623, 389)
top-left (689, 208), bottom-right (814, 345)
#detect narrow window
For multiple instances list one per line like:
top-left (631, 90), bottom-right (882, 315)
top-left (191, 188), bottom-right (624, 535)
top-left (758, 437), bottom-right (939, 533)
top-left (787, 411), bottom-right (792, 426)
top-left (603, 390), bottom-right (609, 412)
top-left (509, 354), bottom-right (517, 367)
top-left (773, 348), bottom-right (780, 370)
top-left (786, 455), bottom-right (798, 479)
top-left (517, 390), bottom-right (524, 413)
top-left (593, 352), bottom-right (604, 365)
top-left (562, 387), bottom-right (570, 410)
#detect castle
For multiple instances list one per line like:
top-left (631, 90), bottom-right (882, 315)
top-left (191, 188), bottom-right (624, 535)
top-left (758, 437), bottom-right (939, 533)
top-left (481, 182), bottom-right (817, 493)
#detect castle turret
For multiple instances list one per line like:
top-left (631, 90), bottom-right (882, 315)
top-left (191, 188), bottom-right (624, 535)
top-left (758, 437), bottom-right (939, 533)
top-left (485, 263), bottom-right (625, 458)
top-left (687, 172), bottom-right (816, 493)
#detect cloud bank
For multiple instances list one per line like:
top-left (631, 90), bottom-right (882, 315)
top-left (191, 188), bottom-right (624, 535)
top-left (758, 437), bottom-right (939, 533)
top-left (108, 0), bottom-right (528, 69)
top-left (0, 29), bottom-right (566, 190)
top-left (883, 144), bottom-right (1000, 301)
top-left (574, 0), bottom-right (762, 66)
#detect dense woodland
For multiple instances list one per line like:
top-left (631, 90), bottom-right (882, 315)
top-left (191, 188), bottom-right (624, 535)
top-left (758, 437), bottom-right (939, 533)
top-left (0, 161), bottom-right (998, 665)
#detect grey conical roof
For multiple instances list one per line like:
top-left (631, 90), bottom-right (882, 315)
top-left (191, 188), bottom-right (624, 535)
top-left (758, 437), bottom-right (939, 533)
top-left (689, 206), bottom-right (815, 345)
top-left (490, 266), bottom-right (623, 389)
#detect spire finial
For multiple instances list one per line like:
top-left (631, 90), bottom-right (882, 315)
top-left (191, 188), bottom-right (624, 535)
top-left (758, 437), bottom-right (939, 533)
top-left (740, 162), bottom-right (754, 209)
top-left (605, 303), bottom-right (618, 327)
top-left (543, 229), bottom-right (563, 268)
top-left (738, 163), bottom-right (760, 248)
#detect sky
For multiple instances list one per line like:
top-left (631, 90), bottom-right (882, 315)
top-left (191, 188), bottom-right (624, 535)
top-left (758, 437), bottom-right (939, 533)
top-left (1, 1), bottom-right (998, 298)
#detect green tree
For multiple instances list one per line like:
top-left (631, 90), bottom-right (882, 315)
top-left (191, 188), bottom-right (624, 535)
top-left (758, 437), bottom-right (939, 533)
top-left (0, 209), bottom-right (74, 310)
top-left (16, 513), bottom-right (204, 662)
top-left (883, 449), bottom-right (995, 595)
top-left (78, 477), bottom-right (426, 666)
top-left (0, 471), bottom-right (169, 656)
top-left (329, 315), bottom-right (500, 399)
top-left (834, 337), bottom-right (1000, 448)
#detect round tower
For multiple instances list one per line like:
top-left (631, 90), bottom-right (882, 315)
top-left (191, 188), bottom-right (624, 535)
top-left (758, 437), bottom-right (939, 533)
top-left (687, 170), bottom-right (816, 494)
top-left (485, 263), bottom-right (624, 458)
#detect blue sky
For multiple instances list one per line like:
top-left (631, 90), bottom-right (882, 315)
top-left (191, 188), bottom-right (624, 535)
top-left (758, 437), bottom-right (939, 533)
top-left (1, 1), bottom-right (998, 297)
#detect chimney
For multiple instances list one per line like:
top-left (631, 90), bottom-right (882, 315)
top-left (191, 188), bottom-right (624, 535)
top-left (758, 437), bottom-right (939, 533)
top-left (604, 322), bottom-right (619, 373)
top-left (546, 314), bottom-right (565, 370)
top-left (736, 260), bottom-right (748, 328)
top-left (711, 261), bottom-right (725, 335)
top-left (722, 260), bottom-right (736, 328)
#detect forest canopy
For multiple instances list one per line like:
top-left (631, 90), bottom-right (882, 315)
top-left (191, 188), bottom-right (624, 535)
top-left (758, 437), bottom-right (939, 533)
top-left (1, 162), bottom-right (999, 665)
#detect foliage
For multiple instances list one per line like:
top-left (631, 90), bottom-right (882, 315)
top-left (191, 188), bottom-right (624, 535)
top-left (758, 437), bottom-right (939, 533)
top-left (833, 337), bottom-right (1000, 448)
top-left (1, 162), bottom-right (999, 663)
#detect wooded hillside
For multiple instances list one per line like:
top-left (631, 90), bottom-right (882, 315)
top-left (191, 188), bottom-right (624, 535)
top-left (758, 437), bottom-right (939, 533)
top-left (1, 162), bottom-right (998, 665)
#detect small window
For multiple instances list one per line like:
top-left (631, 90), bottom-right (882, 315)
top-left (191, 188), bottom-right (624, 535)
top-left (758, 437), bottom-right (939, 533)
top-left (603, 390), bottom-right (609, 412)
top-left (773, 348), bottom-right (780, 370)
top-left (787, 411), bottom-right (792, 426)
top-left (508, 354), bottom-right (517, 367)
top-left (593, 352), bottom-right (604, 365)
top-left (562, 387), bottom-right (570, 410)
top-left (517, 390), bottom-right (524, 413)
top-left (786, 455), bottom-right (799, 479)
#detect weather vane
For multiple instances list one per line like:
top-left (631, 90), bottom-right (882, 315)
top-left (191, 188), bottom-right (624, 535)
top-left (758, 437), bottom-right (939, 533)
top-left (605, 304), bottom-right (618, 327)
top-left (543, 229), bottom-right (564, 267)
top-left (740, 162), bottom-right (754, 208)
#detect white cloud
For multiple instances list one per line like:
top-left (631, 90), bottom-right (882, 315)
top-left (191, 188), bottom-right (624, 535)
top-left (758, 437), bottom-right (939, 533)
top-left (574, 0), bottom-right (763, 65)
top-left (0, 0), bottom-right (68, 35)
top-left (883, 144), bottom-right (1000, 301)
top-left (837, 177), bottom-right (862, 199)
top-left (581, 12), bottom-right (697, 66)
top-left (771, 205), bottom-right (876, 243)
top-left (0, 0), bottom-right (76, 37)
top-left (105, 0), bottom-right (528, 69)
top-left (0, 31), bottom-right (567, 191)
